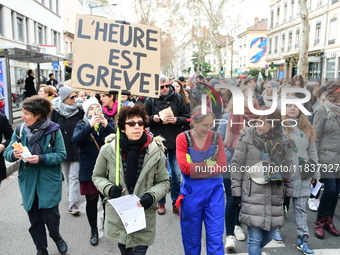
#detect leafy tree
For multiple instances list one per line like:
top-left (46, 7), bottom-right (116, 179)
top-left (189, 52), bottom-right (212, 76)
top-left (244, 68), bottom-right (272, 80)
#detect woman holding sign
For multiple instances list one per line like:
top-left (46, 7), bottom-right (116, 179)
top-left (92, 104), bottom-right (169, 255)
top-left (4, 96), bottom-right (67, 255)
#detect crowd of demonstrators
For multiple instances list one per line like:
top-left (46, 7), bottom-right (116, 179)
top-left (3, 71), bottom-right (340, 255)
top-left (92, 104), bottom-right (169, 255)
top-left (51, 86), bottom-right (84, 215)
top-left (176, 106), bottom-right (226, 254)
top-left (145, 75), bottom-right (190, 215)
top-left (4, 96), bottom-right (68, 255)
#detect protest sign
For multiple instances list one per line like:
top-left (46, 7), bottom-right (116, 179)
top-left (71, 14), bottom-right (161, 97)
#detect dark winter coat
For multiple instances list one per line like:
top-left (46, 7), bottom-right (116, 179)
top-left (25, 76), bottom-right (36, 97)
top-left (72, 120), bottom-right (115, 181)
top-left (50, 109), bottom-right (84, 162)
top-left (0, 114), bottom-right (13, 181)
top-left (145, 89), bottom-right (190, 150)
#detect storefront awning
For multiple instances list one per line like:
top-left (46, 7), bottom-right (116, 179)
top-left (0, 47), bottom-right (65, 63)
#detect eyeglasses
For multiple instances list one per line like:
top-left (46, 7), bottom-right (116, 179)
top-left (160, 84), bottom-right (170, 89)
top-left (125, 121), bottom-right (144, 127)
top-left (67, 95), bottom-right (77, 100)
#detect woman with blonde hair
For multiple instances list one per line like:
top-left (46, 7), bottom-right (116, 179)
top-left (273, 97), bottom-right (319, 254)
top-left (38, 85), bottom-right (54, 99)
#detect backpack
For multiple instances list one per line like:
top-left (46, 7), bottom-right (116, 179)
top-left (184, 130), bottom-right (219, 161)
top-left (15, 123), bottom-right (56, 147)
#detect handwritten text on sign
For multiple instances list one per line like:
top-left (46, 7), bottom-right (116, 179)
top-left (71, 14), bottom-right (160, 97)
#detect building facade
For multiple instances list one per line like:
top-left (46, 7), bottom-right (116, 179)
top-left (267, 0), bottom-right (340, 81)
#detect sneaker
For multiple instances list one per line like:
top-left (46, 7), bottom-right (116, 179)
top-left (68, 204), bottom-right (80, 215)
top-left (314, 198), bottom-right (320, 209)
top-left (308, 198), bottom-right (317, 212)
top-left (297, 235), bottom-right (314, 254)
top-left (225, 235), bottom-right (236, 250)
top-left (234, 225), bottom-right (246, 241)
top-left (273, 227), bottom-right (283, 243)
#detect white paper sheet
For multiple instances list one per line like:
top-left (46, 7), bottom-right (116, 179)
top-left (108, 194), bottom-right (146, 234)
top-left (311, 181), bottom-right (322, 197)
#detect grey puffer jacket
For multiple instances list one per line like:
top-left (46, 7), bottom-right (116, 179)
top-left (313, 104), bottom-right (340, 167)
top-left (288, 126), bottom-right (320, 197)
top-left (231, 127), bottom-right (294, 231)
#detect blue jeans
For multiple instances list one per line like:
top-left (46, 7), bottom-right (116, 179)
top-left (247, 226), bottom-right (276, 255)
top-left (318, 175), bottom-right (340, 217)
top-left (158, 149), bottom-right (180, 205)
top-left (224, 178), bottom-right (241, 236)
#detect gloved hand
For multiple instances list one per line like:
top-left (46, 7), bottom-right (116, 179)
top-left (233, 197), bottom-right (241, 206)
top-left (108, 185), bottom-right (123, 198)
top-left (186, 154), bottom-right (192, 163)
top-left (205, 158), bottom-right (217, 166)
top-left (139, 193), bottom-right (153, 209)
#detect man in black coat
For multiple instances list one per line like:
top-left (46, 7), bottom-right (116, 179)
top-left (46, 73), bottom-right (58, 87)
top-left (0, 113), bottom-right (14, 186)
top-left (145, 75), bottom-right (190, 215)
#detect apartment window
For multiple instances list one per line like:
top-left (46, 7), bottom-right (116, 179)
top-left (315, 22), bottom-right (321, 45)
top-left (17, 14), bottom-right (24, 42)
top-left (38, 24), bottom-right (43, 45)
top-left (326, 58), bottom-right (335, 78)
top-left (317, 0), bottom-right (322, 7)
top-left (270, 10), bottom-right (274, 28)
top-left (296, 29), bottom-right (300, 48)
top-left (269, 38), bottom-right (272, 54)
top-left (53, 31), bottom-right (59, 50)
top-left (244, 56), bottom-right (246, 66)
top-left (56, 0), bottom-right (59, 15)
top-left (288, 32), bottom-right (292, 49)
top-left (309, 0), bottom-right (313, 10)
top-left (281, 34), bottom-right (285, 51)
top-left (284, 3), bottom-right (288, 22)
top-left (65, 41), bottom-right (68, 54)
top-left (213, 59), bottom-right (216, 64)
top-left (276, 7), bottom-right (280, 25)
top-left (70, 42), bottom-right (73, 52)
top-left (240, 57), bottom-right (242, 67)
top-left (291, 0), bottom-right (295, 19)
top-left (332, 0), bottom-right (339, 4)
top-left (208, 59), bottom-right (211, 64)
top-left (275, 36), bottom-right (278, 53)
top-left (328, 17), bottom-right (337, 45)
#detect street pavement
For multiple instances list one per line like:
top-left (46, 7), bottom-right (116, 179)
top-left (1, 170), bottom-right (340, 255)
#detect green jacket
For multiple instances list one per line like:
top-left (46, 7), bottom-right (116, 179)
top-left (92, 134), bottom-right (169, 248)
top-left (4, 127), bottom-right (66, 212)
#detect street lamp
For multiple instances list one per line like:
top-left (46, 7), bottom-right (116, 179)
top-left (89, 3), bottom-right (117, 15)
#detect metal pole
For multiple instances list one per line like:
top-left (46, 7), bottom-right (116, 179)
top-left (230, 39), bottom-right (233, 78)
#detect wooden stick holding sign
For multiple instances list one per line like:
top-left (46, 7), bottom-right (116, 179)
top-left (115, 92), bottom-right (122, 186)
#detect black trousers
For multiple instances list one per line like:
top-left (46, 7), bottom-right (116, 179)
top-left (118, 243), bottom-right (148, 255)
top-left (27, 196), bottom-right (60, 250)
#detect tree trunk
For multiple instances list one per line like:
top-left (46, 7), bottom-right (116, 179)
top-left (298, 0), bottom-right (309, 78)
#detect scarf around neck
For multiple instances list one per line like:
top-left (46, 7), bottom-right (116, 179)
top-left (53, 97), bottom-right (83, 118)
top-left (23, 118), bottom-right (51, 155)
top-left (262, 93), bottom-right (273, 107)
top-left (252, 127), bottom-right (286, 169)
top-left (120, 131), bottom-right (148, 190)
top-left (324, 100), bottom-right (340, 116)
